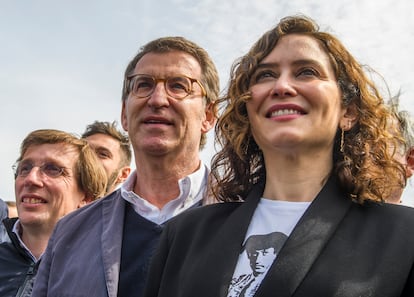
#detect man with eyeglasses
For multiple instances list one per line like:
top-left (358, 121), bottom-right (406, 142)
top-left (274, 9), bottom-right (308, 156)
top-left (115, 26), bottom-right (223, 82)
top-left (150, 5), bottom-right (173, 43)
top-left (0, 129), bottom-right (107, 297)
top-left (32, 36), bottom-right (220, 297)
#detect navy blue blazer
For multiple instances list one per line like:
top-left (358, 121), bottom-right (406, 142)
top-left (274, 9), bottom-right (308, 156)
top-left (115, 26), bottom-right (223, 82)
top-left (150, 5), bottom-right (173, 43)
top-left (144, 176), bottom-right (414, 297)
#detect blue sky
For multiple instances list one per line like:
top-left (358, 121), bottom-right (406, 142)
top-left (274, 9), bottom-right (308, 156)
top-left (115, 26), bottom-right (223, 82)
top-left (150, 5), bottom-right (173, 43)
top-left (1, 0), bottom-right (413, 204)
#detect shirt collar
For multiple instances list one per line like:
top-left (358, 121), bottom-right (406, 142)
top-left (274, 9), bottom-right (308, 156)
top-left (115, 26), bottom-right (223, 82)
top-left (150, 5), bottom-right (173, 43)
top-left (12, 219), bottom-right (41, 262)
top-left (120, 162), bottom-right (209, 224)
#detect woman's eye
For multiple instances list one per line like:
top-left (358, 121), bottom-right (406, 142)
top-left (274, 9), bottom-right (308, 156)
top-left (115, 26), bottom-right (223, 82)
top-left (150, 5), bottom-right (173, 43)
top-left (252, 71), bottom-right (276, 83)
top-left (298, 68), bottom-right (318, 77)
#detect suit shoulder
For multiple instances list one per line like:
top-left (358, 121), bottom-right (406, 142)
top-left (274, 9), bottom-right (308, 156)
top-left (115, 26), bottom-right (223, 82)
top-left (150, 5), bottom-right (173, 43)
top-left (349, 201), bottom-right (414, 230)
top-left (360, 201), bottom-right (414, 217)
top-left (383, 203), bottom-right (414, 221)
top-left (54, 191), bottom-right (121, 229)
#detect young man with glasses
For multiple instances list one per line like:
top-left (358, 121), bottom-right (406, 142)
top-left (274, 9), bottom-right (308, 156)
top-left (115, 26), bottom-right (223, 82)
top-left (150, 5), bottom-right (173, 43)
top-left (0, 129), bottom-right (106, 297)
top-left (32, 36), bottom-right (220, 297)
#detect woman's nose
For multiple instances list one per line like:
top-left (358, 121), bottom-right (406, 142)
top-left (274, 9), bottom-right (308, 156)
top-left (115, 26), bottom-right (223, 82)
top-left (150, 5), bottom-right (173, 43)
top-left (270, 75), bottom-right (297, 98)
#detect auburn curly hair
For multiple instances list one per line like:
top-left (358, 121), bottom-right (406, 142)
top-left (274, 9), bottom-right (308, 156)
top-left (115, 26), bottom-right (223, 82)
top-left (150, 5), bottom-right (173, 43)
top-left (210, 15), bottom-right (406, 203)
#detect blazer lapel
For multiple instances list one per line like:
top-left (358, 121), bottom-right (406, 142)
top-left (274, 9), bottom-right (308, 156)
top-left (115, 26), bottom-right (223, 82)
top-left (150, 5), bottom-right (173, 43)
top-left (256, 175), bottom-right (352, 297)
top-left (101, 191), bottom-right (126, 297)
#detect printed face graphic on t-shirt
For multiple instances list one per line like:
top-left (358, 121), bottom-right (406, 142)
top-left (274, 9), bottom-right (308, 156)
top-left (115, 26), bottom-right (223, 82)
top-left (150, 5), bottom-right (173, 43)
top-left (247, 247), bottom-right (276, 276)
top-left (227, 232), bottom-right (288, 297)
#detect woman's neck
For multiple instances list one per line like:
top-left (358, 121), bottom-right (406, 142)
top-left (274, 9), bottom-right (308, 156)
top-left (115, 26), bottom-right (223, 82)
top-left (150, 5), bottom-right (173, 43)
top-left (262, 150), bottom-right (333, 202)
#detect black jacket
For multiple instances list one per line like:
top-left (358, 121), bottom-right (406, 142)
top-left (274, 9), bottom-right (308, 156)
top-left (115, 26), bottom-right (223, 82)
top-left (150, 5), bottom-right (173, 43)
top-left (144, 176), bottom-right (414, 297)
top-left (0, 218), bottom-right (39, 297)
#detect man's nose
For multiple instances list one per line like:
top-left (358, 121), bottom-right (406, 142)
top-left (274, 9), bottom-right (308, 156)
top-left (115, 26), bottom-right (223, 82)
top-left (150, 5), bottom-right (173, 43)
top-left (147, 82), bottom-right (170, 107)
top-left (22, 167), bottom-right (44, 186)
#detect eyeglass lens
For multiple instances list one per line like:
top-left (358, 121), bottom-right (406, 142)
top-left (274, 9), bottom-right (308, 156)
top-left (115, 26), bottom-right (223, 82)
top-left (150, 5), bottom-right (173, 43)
top-left (13, 162), bottom-right (65, 178)
top-left (130, 75), bottom-right (194, 99)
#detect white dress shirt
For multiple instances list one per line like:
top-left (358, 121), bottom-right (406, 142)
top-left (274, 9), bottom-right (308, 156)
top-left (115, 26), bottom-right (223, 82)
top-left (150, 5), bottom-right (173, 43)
top-left (121, 162), bottom-right (209, 224)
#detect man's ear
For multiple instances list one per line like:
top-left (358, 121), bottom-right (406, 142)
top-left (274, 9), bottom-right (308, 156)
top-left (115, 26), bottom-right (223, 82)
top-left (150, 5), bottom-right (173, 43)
top-left (339, 104), bottom-right (358, 131)
top-left (406, 148), bottom-right (414, 178)
top-left (201, 103), bottom-right (217, 134)
top-left (117, 166), bottom-right (131, 184)
top-left (77, 194), bottom-right (93, 209)
top-left (121, 101), bottom-right (128, 132)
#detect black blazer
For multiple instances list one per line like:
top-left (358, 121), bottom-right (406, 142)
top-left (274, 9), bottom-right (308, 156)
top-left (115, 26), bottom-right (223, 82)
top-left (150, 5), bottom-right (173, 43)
top-left (143, 176), bottom-right (414, 297)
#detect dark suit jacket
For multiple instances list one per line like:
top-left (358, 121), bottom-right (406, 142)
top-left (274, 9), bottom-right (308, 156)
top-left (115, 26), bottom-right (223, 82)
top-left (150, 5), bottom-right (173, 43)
top-left (144, 176), bottom-right (414, 297)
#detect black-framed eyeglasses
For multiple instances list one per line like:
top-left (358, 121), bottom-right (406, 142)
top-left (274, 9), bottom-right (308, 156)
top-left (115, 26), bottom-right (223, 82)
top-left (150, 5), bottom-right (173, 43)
top-left (125, 74), bottom-right (206, 100)
top-left (12, 161), bottom-right (67, 179)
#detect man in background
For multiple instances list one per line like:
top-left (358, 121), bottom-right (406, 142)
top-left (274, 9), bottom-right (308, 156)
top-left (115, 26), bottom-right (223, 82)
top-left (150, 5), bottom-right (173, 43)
top-left (82, 120), bottom-right (132, 194)
top-left (0, 129), bottom-right (106, 297)
top-left (387, 96), bottom-right (414, 204)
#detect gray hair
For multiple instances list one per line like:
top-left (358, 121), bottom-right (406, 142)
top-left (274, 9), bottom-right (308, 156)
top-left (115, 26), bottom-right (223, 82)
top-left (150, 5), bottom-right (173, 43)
top-left (388, 94), bottom-right (414, 150)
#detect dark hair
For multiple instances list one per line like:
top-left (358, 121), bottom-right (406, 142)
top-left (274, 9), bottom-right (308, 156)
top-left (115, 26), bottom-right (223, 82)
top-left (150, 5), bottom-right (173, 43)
top-left (243, 232), bottom-right (287, 255)
top-left (82, 121), bottom-right (131, 167)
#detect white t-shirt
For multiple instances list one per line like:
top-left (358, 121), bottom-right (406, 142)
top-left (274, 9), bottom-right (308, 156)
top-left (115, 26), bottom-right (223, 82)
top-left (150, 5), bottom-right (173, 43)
top-left (227, 198), bottom-right (311, 297)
